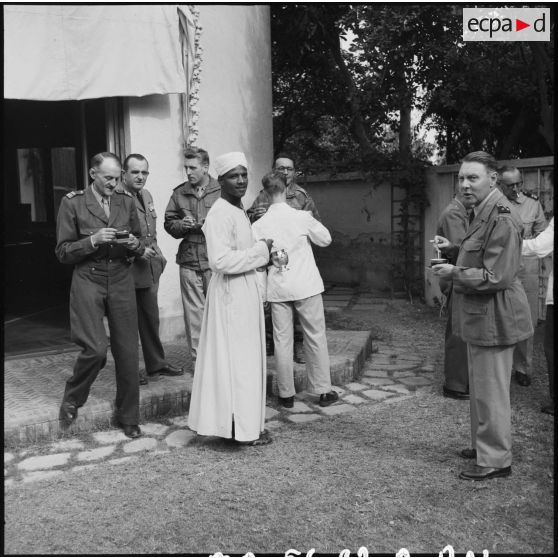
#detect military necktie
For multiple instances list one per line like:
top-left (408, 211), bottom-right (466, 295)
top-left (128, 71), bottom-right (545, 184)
top-left (101, 196), bottom-right (110, 218)
top-left (136, 191), bottom-right (146, 210)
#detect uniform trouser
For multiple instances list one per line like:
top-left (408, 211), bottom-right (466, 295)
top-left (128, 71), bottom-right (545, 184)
top-left (443, 288), bottom-right (469, 393)
top-left (264, 303), bottom-right (304, 349)
top-left (271, 294), bottom-right (332, 397)
top-left (136, 282), bottom-right (166, 373)
top-left (64, 264), bottom-right (140, 425)
top-left (180, 266), bottom-right (211, 360)
top-left (544, 305), bottom-right (554, 399)
top-left (467, 343), bottom-right (514, 468)
top-left (513, 258), bottom-right (539, 375)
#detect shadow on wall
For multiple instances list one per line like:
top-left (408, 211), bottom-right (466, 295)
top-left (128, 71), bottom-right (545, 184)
top-left (315, 231), bottom-right (394, 291)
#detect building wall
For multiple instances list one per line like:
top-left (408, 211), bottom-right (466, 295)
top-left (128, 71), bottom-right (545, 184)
top-left (302, 174), bottom-right (393, 291)
top-left (124, 5), bottom-right (273, 342)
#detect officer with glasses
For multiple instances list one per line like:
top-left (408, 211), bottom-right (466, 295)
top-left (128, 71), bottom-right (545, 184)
top-left (498, 165), bottom-right (547, 388)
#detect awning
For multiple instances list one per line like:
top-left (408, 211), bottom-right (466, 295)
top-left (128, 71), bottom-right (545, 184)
top-left (3, 5), bottom-right (187, 100)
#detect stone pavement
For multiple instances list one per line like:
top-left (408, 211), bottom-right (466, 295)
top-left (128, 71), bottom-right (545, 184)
top-left (4, 337), bottom-right (438, 488)
top-left (5, 285), bottom-right (380, 446)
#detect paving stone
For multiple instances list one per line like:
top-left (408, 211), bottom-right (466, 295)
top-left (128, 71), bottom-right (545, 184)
top-left (108, 456), bottom-right (137, 466)
top-left (169, 416), bottom-right (189, 427)
top-left (360, 376), bottom-right (395, 386)
top-left (320, 403), bottom-right (356, 416)
top-left (381, 395), bottom-right (415, 405)
top-left (343, 394), bottom-right (368, 405)
top-left (362, 389), bottom-right (392, 401)
top-left (287, 414), bottom-right (321, 424)
top-left (5, 479), bottom-right (15, 488)
top-left (76, 445), bottom-right (116, 462)
top-left (419, 365), bottom-right (436, 373)
top-left (122, 437), bottom-right (158, 453)
top-left (286, 401), bottom-right (313, 413)
top-left (392, 371), bottom-right (418, 379)
top-left (4, 452), bottom-right (15, 464)
top-left (22, 470), bottom-right (64, 483)
top-left (92, 430), bottom-right (129, 444)
top-left (360, 369), bottom-right (390, 378)
top-left (18, 452), bottom-right (71, 472)
top-left (265, 407), bottom-right (280, 420)
top-left (397, 376), bottom-right (433, 387)
top-left (165, 429), bottom-right (196, 448)
top-left (50, 439), bottom-right (85, 452)
top-left (344, 382), bottom-right (369, 391)
top-left (264, 420), bottom-right (283, 430)
top-left (383, 384), bottom-right (412, 395)
top-left (140, 423), bottom-right (170, 436)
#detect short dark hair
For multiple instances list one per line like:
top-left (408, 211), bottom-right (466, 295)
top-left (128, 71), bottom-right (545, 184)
top-left (498, 165), bottom-right (520, 176)
top-left (461, 151), bottom-right (498, 174)
top-left (262, 171), bottom-right (287, 195)
top-left (184, 147), bottom-right (209, 166)
top-left (273, 153), bottom-right (295, 168)
top-left (123, 153), bottom-right (148, 171)
top-left (90, 152), bottom-right (121, 169)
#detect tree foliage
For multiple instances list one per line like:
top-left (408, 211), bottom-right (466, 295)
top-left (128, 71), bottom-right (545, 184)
top-left (271, 4), bottom-right (554, 171)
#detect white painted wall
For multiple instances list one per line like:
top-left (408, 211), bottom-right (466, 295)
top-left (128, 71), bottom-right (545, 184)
top-left (123, 5), bottom-right (273, 342)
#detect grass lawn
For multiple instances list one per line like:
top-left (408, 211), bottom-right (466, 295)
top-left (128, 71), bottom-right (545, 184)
top-left (4, 299), bottom-right (554, 555)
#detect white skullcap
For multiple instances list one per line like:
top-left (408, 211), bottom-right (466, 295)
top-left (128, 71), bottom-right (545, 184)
top-left (214, 151), bottom-right (248, 177)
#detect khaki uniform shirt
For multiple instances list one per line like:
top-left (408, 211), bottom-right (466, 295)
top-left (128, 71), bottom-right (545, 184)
top-left (449, 189), bottom-right (533, 347)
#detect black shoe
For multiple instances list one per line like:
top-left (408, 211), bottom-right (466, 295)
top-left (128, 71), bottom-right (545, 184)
top-left (442, 386), bottom-right (470, 400)
top-left (293, 342), bottom-right (305, 364)
top-left (59, 401), bottom-right (78, 424)
top-left (459, 464), bottom-right (511, 481)
top-left (278, 395), bottom-right (294, 408)
top-left (149, 364), bottom-right (184, 377)
top-left (139, 372), bottom-right (148, 385)
top-left (459, 448), bottom-right (477, 459)
top-left (514, 371), bottom-right (531, 387)
top-left (122, 424), bottom-right (142, 439)
top-left (319, 390), bottom-right (339, 407)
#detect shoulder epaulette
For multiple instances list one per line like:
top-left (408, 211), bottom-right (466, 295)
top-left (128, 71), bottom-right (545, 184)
top-left (497, 204), bottom-right (511, 214)
top-left (116, 189), bottom-right (133, 197)
top-left (294, 185), bottom-right (310, 199)
top-left (65, 190), bottom-right (84, 199)
top-left (522, 190), bottom-right (539, 201)
top-left (173, 182), bottom-right (188, 191)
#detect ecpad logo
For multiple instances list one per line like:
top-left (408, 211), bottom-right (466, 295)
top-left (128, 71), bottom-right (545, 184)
top-left (463, 8), bottom-right (550, 42)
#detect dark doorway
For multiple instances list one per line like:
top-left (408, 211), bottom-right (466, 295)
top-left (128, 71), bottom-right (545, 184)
top-left (3, 99), bottom-right (109, 357)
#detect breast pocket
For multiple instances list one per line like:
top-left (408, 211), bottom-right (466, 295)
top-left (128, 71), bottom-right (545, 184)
top-left (460, 238), bottom-right (484, 267)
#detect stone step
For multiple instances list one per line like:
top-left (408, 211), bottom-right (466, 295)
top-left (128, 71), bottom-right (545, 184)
top-left (4, 330), bottom-right (376, 447)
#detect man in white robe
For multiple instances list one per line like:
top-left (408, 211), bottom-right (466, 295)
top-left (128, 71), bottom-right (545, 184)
top-left (188, 152), bottom-right (273, 445)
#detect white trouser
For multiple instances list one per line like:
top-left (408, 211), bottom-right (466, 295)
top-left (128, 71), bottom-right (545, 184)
top-left (271, 294), bottom-right (331, 397)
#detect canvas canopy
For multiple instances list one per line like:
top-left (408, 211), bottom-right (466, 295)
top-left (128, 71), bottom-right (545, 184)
top-left (4, 5), bottom-right (187, 100)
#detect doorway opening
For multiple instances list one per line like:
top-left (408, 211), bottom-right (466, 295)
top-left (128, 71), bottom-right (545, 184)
top-left (3, 98), bottom-right (122, 357)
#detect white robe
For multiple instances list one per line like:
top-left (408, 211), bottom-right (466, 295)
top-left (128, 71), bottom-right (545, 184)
top-left (187, 198), bottom-right (270, 441)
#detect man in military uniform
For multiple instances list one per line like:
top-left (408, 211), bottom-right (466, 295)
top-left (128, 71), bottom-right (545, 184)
top-left (121, 154), bottom-right (183, 385)
top-left (498, 166), bottom-right (547, 387)
top-left (56, 152), bottom-right (145, 439)
top-left (436, 192), bottom-right (474, 400)
top-left (248, 155), bottom-right (321, 363)
top-left (434, 151), bottom-right (533, 481)
top-left (164, 147), bottom-right (220, 363)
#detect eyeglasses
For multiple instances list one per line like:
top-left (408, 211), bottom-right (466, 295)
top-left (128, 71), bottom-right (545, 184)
top-left (276, 166), bottom-right (294, 172)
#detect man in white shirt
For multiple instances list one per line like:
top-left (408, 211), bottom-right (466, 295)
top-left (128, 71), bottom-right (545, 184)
top-left (252, 171), bottom-right (339, 408)
top-left (522, 217), bottom-right (554, 415)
